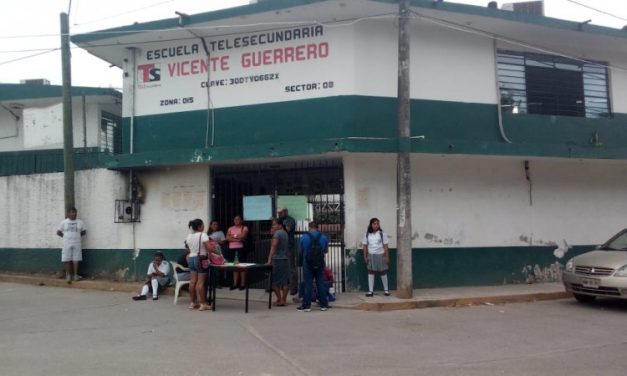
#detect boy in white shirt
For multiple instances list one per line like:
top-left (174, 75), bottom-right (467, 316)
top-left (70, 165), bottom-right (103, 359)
top-left (133, 251), bottom-right (171, 301)
top-left (56, 207), bottom-right (87, 283)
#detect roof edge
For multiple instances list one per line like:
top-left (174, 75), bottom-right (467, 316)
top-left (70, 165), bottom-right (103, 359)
top-left (0, 83), bottom-right (121, 102)
top-left (404, 0), bottom-right (627, 40)
top-left (72, 0), bottom-right (627, 46)
top-left (71, 0), bottom-right (328, 45)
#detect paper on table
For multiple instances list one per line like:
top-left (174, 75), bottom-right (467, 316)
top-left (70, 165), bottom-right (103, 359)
top-left (236, 263), bottom-right (256, 267)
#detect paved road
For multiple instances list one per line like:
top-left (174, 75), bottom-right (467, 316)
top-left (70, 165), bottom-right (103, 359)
top-left (1, 282), bottom-right (625, 376)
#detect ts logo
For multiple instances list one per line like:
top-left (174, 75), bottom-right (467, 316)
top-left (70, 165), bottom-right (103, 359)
top-left (137, 63), bottom-right (161, 83)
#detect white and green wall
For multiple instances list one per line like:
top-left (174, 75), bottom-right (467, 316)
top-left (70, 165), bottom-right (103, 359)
top-left (343, 153), bottom-right (623, 289)
top-left (3, 0), bottom-right (627, 289)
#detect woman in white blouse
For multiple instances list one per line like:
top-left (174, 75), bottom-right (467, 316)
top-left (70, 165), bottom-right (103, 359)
top-left (360, 217), bottom-right (390, 297)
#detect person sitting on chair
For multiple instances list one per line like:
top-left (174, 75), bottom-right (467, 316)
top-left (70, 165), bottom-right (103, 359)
top-left (132, 251), bottom-right (170, 301)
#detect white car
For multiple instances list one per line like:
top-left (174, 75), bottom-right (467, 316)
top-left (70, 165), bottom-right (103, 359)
top-left (562, 229), bottom-right (627, 303)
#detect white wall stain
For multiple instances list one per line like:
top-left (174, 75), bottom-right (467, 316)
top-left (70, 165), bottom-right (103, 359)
top-left (522, 262), bottom-right (563, 283)
top-left (115, 267), bottom-right (129, 280)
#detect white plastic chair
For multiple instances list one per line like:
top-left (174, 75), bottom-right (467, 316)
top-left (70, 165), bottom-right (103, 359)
top-left (170, 261), bottom-right (190, 305)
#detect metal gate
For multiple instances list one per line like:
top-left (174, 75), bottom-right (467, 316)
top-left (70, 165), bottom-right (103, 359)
top-left (212, 160), bottom-right (346, 293)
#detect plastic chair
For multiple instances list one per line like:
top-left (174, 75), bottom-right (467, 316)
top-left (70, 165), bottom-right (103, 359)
top-left (170, 261), bottom-right (190, 305)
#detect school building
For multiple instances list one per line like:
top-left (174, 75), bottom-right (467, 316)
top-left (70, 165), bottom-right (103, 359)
top-left (2, 0), bottom-right (627, 292)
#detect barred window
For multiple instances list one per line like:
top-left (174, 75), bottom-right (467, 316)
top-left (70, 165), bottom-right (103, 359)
top-left (497, 51), bottom-right (611, 118)
top-left (100, 112), bottom-right (122, 154)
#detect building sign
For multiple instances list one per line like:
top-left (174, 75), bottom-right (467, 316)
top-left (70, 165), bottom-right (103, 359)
top-left (132, 25), bottom-right (351, 116)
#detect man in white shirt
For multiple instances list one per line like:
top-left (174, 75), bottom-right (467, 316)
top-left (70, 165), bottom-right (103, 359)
top-left (56, 207), bottom-right (87, 283)
top-left (133, 251), bottom-right (171, 301)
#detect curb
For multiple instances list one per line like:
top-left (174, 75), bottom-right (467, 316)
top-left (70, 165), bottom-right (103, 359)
top-left (0, 273), bottom-right (571, 311)
top-left (0, 273), bottom-right (138, 294)
top-left (350, 291), bottom-right (571, 311)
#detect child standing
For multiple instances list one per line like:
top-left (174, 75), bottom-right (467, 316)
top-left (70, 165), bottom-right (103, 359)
top-left (361, 217), bottom-right (390, 297)
top-left (56, 207), bottom-right (87, 283)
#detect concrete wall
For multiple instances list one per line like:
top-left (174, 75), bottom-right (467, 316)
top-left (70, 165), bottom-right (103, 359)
top-left (132, 165), bottom-right (210, 249)
top-left (0, 165), bottom-right (210, 251)
top-left (0, 98), bottom-right (118, 152)
top-left (344, 153), bottom-right (627, 252)
top-left (0, 169), bottom-right (130, 249)
top-left (609, 66), bottom-right (627, 114)
top-left (0, 107), bottom-right (22, 150)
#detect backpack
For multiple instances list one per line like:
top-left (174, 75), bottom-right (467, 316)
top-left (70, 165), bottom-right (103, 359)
top-left (305, 232), bottom-right (324, 269)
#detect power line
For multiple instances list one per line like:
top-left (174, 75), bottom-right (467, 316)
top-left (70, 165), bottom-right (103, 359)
top-left (0, 13), bottom-right (397, 40)
top-left (1, 10), bottom-right (625, 75)
top-left (565, 0), bottom-right (627, 23)
top-left (0, 49), bottom-right (59, 67)
top-left (0, 47), bottom-right (84, 53)
top-left (0, 15), bottom-right (398, 66)
top-left (0, 14), bottom-right (398, 56)
top-left (72, 0), bottom-right (175, 28)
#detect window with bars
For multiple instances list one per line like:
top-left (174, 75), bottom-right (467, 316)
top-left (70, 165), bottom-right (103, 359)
top-left (100, 112), bottom-right (122, 154)
top-left (497, 51), bottom-right (611, 118)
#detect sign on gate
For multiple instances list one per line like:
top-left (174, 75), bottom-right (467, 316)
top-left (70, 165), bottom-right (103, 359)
top-left (277, 196), bottom-right (309, 220)
top-left (243, 195), bottom-right (272, 221)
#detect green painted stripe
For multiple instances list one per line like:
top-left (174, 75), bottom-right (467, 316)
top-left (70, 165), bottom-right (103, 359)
top-left (5, 97), bottom-right (627, 175)
top-left (109, 96), bottom-right (627, 168)
top-left (1, 245), bottom-right (595, 288)
top-left (0, 148), bottom-right (104, 177)
top-left (0, 248), bottom-right (186, 282)
top-left (0, 249), bottom-right (134, 280)
top-left (345, 245), bottom-right (595, 291)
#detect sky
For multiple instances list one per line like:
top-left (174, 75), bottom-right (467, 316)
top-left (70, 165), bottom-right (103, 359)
top-left (1, 0), bottom-right (625, 90)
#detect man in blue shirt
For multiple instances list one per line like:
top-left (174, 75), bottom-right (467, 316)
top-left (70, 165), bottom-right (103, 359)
top-left (297, 222), bottom-right (329, 312)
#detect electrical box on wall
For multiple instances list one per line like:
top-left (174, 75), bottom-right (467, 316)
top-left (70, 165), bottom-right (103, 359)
top-left (114, 200), bottom-right (141, 223)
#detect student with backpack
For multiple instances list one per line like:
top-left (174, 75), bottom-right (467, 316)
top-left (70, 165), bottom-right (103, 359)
top-left (297, 221), bottom-right (329, 312)
top-left (361, 217), bottom-right (390, 297)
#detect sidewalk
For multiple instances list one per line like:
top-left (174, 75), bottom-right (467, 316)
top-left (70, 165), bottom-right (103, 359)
top-left (0, 272), bottom-right (570, 311)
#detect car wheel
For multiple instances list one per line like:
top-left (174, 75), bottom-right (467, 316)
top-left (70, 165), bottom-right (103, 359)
top-left (573, 293), bottom-right (596, 303)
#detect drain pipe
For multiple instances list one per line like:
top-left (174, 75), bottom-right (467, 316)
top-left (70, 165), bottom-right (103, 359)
top-left (82, 95), bottom-right (87, 149)
top-left (127, 47), bottom-right (137, 154)
top-left (175, 13), bottom-right (213, 148)
top-left (175, 23), bottom-right (215, 149)
top-left (493, 39), bottom-right (512, 144)
top-left (199, 37), bottom-right (214, 148)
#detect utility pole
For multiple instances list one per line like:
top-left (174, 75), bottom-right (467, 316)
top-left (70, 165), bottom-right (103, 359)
top-left (61, 12), bottom-right (75, 212)
top-left (396, 0), bottom-right (413, 298)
